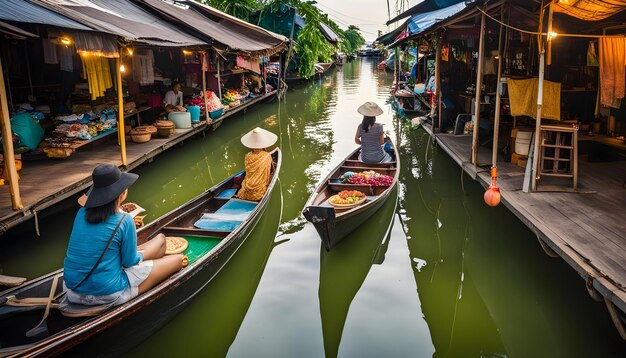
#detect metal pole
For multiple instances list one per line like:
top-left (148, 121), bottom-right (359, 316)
top-left (472, 12), bottom-right (486, 165)
top-left (492, 6), bottom-right (504, 167)
top-left (531, 4), bottom-right (552, 191)
top-left (0, 56), bottom-right (22, 209)
top-left (202, 51), bottom-right (210, 125)
top-left (116, 57), bottom-right (127, 166)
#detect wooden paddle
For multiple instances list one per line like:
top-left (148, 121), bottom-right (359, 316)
top-left (0, 274), bottom-right (26, 287)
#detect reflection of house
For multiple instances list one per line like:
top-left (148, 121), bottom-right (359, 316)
top-left (379, 0), bottom-right (626, 339)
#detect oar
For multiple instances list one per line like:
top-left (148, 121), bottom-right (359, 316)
top-left (25, 274), bottom-right (61, 337)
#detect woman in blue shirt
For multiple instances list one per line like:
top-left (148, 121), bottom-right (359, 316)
top-left (64, 164), bottom-right (185, 306)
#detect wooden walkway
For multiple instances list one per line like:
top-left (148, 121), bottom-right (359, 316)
top-left (0, 92), bottom-right (276, 234)
top-left (418, 121), bottom-right (626, 324)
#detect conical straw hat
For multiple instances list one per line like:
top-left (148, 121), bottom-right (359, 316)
top-left (357, 101), bottom-right (384, 117)
top-left (241, 127), bottom-right (278, 149)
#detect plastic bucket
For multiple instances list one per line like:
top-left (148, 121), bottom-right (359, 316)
top-left (187, 106), bottom-right (201, 122)
top-left (168, 111), bottom-right (192, 129)
top-left (209, 109), bottom-right (224, 119)
top-left (515, 137), bottom-right (531, 156)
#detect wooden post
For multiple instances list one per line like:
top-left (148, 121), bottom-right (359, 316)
top-left (531, 4), bottom-right (553, 191)
top-left (472, 12), bottom-right (486, 165)
top-left (492, 6), bottom-right (505, 167)
top-left (435, 34), bottom-right (441, 126)
top-left (116, 57), bottom-right (127, 166)
top-left (202, 51), bottom-right (210, 125)
top-left (0, 56), bottom-right (22, 209)
top-left (216, 55), bottom-right (222, 100)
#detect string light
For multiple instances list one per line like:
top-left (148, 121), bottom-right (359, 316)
top-left (127, 48), bottom-right (134, 56)
top-left (182, 49), bottom-right (193, 56)
top-left (548, 31), bottom-right (558, 40)
top-left (120, 64), bottom-right (126, 73)
top-left (60, 36), bottom-right (72, 45)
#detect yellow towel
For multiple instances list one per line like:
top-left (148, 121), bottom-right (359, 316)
top-left (80, 55), bottom-right (113, 100)
top-left (599, 38), bottom-right (626, 108)
top-left (508, 78), bottom-right (561, 120)
top-left (238, 150), bottom-right (272, 201)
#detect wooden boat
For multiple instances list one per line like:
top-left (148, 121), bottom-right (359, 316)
top-left (0, 149), bottom-right (281, 357)
top-left (302, 144), bottom-right (399, 251)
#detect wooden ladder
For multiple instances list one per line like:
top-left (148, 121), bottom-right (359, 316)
top-left (538, 124), bottom-right (578, 190)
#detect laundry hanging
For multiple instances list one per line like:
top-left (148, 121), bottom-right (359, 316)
top-left (508, 78), bottom-right (561, 120)
top-left (599, 38), bottom-right (626, 108)
top-left (80, 54), bottom-right (113, 100)
top-left (42, 38), bottom-right (58, 64)
top-left (131, 49), bottom-right (154, 86)
top-left (59, 46), bottom-right (74, 72)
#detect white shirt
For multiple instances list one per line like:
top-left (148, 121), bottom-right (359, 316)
top-left (164, 90), bottom-right (183, 107)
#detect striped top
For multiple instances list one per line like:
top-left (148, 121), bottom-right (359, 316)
top-left (359, 123), bottom-right (385, 163)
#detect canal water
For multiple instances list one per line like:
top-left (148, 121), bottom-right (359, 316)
top-left (1, 58), bottom-right (624, 357)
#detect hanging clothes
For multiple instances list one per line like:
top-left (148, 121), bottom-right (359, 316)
top-left (81, 54), bottom-right (113, 100)
top-left (599, 38), bottom-right (626, 108)
top-left (131, 49), bottom-right (154, 86)
top-left (59, 46), bottom-right (74, 72)
top-left (587, 41), bottom-right (599, 67)
top-left (508, 78), bottom-right (561, 120)
top-left (42, 38), bottom-right (58, 64)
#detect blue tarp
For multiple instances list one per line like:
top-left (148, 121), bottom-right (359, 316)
top-left (406, 2), bottom-right (467, 36)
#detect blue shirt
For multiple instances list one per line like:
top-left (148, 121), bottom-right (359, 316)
top-left (64, 208), bottom-right (142, 296)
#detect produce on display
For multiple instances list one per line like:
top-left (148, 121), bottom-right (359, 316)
top-left (342, 170), bottom-right (393, 187)
top-left (328, 190), bottom-right (366, 207)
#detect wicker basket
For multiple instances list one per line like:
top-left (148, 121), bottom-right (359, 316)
top-left (136, 125), bottom-right (157, 137)
top-left (129, 128), bottom-right (151, 143)
top-left (154, 120), bottom-right (175, 138)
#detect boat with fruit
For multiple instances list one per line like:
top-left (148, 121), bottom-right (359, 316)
top-left (0, 149), bottom-right (281, 357)
top-left (302, 144), bottom-right (399, 251)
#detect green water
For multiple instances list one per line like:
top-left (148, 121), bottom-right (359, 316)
top-left (0, 59), bottom-right (624, 357)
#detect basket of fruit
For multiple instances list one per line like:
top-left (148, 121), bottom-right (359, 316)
top-left (328, 190), bottom-right (366, 208)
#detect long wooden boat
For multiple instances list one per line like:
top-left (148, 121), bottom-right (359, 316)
top-left (302, 144), bottom-right (399, 251)
top-left (0, 149), bottom-right (282, 357)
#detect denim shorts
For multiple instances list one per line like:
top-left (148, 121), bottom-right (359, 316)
top-left (65, 260), bottom-right (153, 307)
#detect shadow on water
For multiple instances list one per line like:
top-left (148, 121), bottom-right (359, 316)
top-left (318, 188), bottom-right (397, 358)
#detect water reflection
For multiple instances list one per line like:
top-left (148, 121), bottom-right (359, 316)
top-left (318, 188), bottom-right (397, 358)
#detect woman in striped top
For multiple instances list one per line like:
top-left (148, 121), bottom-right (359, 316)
top-left (354, 102), bottom-right (392, 163)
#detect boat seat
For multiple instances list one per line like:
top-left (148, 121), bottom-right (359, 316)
top-left (215, 188), bottom-right (238, 199)
top-left (344, 160), bottom-right (395, 168)
top-left (328, 183), bottom-right (374, 196)
top-left (193, 199), bottom-right (257, 231)
top-left (340, 166), bottom-right (395, 175)
top-left (58, 300), bottom-right (114, 318)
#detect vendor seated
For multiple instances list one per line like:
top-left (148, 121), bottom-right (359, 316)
top-left (237, 127), bottom-right (277, 201)
top-left (63, 164), bottom-right (186, 307)
top-left (164, 82), bottom-right (187, 112)
top-left (354, 101), bottom-right (392, 164)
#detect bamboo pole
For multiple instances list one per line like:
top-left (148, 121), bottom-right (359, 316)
top-left (472, 12), bottom-right (486, 165)
top-left (0, 56), bottom-right (22, 209)
top-left (116, 57), bottom-right (127, 166)
top-left (202, 51), bottom-right (210, 125)
top-left (531, 4), bottom-right (553, 191)
top-left (492, 6), bottom-right (505, 167)
top-left (217, 55), bottom-right (222, 100)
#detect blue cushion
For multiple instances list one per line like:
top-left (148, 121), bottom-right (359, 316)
top-left (194, 219), bottom-right (242, 231)
top-left (193, 199), bottom-right (257, 230)
top-left (216, 189), bottom-right (238, 199)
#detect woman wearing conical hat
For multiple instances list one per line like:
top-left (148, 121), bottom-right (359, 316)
top-left (237, 127), bottom-right (278, 201)
top-left (355, 101), bottom-right (392, 163)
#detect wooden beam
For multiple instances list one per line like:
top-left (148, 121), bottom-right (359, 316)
top-left (492, 6), bottom-right (505, 168)
top-left (0, 56), bottom-right (22, 209)
top-left (202, 51), bottom-right (210, 125)
top-left (435, 34), bottom-right (441, 127)
top-left (472, 11), bottom-right (486, 165)
top-left (116, 57), bottom-right (127, 166)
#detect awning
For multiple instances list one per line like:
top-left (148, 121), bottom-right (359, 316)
top-left (319, 22), bottom-right (340, 44)
top-left (0, 21), bottom-right (38, 40)
top-left (0, 0), bottom-right (92, 31)
top-left (31, 0), bottom-right (207, 47)
top-left (136, 0), bottom-right (288, 57)
top-left (386, 0), bottom-right (465, 25)
top-left (554, 0), bottom-right (626, 21)
top-left (406, 2), bottom-right (467, 36)
top-left (376, 25), bottom-right (407, 45)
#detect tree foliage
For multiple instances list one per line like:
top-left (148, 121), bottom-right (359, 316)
top-left (201, 0), bottom-right (261, 21)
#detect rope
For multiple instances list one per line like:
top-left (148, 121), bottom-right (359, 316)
top-left (477, 7), bottom-right (626, 39)
top-left (33, 209), bottom-right (40, 237)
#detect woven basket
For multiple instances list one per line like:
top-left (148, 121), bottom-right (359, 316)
top-left (136, 125), bottom-right (157, 137)
top-left (155, 120), bottom-right (175, 137)
top-left (129, 128), bottom-right (151, 143)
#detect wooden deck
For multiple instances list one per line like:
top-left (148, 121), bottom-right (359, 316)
top-left (418, 120), bottom-right (626, 321)
top-left (0, 92), bottom-right (276, 234)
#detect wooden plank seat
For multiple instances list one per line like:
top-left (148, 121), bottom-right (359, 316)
top-left (327, 182), bottom-right (375, 196)
top-left (161, 226), bottom-right (230, 238)
top-left (344, 159), bottom-right (396, 168)
top-left (339, 166), bottom-right (396, 176)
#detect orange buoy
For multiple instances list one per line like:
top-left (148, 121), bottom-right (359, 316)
top-left (484, 167), bottom-right (501, 207)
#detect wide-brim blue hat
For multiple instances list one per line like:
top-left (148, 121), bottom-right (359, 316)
top-left (83, 164), bottom-right (138, 208)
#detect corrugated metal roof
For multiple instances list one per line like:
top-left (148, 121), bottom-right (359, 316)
top-left (135, 0), bottom-right (287, 56)
top-left (0, 0), bottom-right (92, 30)
top-left (319, 22), bottom-right (340, 44)
top-left (32, 0), bottom-right (207, 47)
